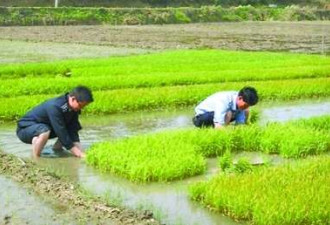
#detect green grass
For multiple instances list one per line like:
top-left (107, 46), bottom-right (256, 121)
top-left (189, 155), bottom-right (330, 225)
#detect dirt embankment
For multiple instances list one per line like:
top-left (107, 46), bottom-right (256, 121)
top-left (0, 151), bottom-right (161, 225)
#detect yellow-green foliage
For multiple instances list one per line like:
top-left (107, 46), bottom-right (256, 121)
top-left (189, 156), bottom-right (330, 225)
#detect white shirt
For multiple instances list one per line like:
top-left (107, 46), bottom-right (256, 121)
top-left (194, 91), bottom-right (238, 125)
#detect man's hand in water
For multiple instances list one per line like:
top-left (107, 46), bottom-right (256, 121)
top-left (71, 146), bottom-right (84, 158)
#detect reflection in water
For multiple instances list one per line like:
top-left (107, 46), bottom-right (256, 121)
top-left (0, 100), bottom-right (329, 225)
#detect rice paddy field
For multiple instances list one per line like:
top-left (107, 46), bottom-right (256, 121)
top-left (0, 21), bottom-right (329, 225)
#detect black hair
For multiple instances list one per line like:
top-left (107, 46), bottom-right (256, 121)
top-left (69, 86), bottom-right (93, 103)
top-left (238, 86), bottom-right (258, 106)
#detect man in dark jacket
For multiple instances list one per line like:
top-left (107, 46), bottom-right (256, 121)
top-left (16, 86), bottom-right (93, 158)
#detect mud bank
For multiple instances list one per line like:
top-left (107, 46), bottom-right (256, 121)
top-left (0, 151), bottom-right (160, 225)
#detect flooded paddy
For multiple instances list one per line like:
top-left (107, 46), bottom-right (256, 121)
top-left (0, 99), bottom-right (329, 225)
top-left (259, 99), bottom-right (330, 124)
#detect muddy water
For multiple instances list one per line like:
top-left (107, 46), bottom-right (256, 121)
top-left (79, 159), bottom-right (238, 225)
top-left (0, 175), bottom-right (77, 225)
top-left (0, 99), bottom-right (329, 225)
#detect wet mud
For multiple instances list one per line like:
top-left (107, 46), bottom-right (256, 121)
top-left (0, 151), bottom-right (160, 225)
top-left (0, 175), bottom-right (80, 225)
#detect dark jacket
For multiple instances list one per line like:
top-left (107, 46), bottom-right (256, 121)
top-left (17, 93), bottom-right (82, 149)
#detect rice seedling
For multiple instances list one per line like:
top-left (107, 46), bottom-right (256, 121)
top-left (79, 77), bottom-right (330, 114)
top-left (289, 115), bottom-right (330, 132)
top-left (0, 61), bottom-right (72, 79)
top-left (1, 78), bottom-right (328, 121)
top-left (218, 150), bottom-right (232, 171)
top-left (86, 116), bottom-right (330, 182)
top-left (86, 131), bottom-right (206, 182)
top-left (227, 125), bottom-right (261, 152)
top-left (233, 157), bottom-right (254, 173)
top-left (0, 56), bottom-right (115, 79)
top-left (259, 123), bottom-right (329, 158)
top-left (189, 155), bottom-right (330, 225)
top-left (1, 50), bottom-right (329, 97)
top-left (0, 94), bottom-right (49, 120)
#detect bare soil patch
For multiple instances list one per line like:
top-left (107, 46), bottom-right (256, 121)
top-left (0, 39), bottom-right (153, 63)
top-left (0, 21), bottom-right (329, 54)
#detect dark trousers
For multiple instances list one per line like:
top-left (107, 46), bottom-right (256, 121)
top-left (16, 123), bottom-right (55, 144)
top-left (192, 112), bottom-right (215, 128)
top-left (17, 123), bottom-right (79, 144)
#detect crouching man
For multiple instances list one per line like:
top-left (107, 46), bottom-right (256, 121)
top-left (16, 86), bottom-right (93, 158)
top-left (193, 86), bottom-right (258, 128)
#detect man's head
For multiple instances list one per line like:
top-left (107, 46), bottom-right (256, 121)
top-left (236, 86), bottom-right (258, 110)
top-left (68, 86), bottom-right (93, 111)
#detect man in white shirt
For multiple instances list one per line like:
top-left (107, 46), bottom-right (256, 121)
top-left (193, 86), bottom-right (258, 129)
